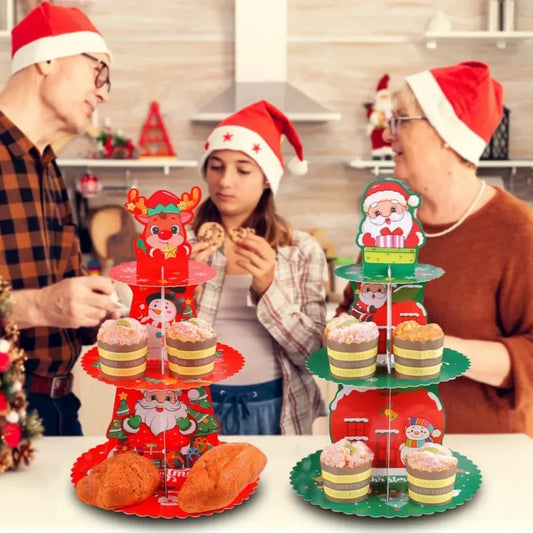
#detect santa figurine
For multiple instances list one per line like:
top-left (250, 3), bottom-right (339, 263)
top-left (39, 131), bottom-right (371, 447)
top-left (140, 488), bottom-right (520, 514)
top-left (365, 74), bottom-right (394, 160)
top-left (357, 180), bottom-right (425, 249)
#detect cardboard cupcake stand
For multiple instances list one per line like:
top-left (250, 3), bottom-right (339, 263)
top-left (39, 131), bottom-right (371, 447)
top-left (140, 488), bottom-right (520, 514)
top-left (71, 187), bottom-right (255, 518)
top-left (290, 179), bottom-right (482, 518)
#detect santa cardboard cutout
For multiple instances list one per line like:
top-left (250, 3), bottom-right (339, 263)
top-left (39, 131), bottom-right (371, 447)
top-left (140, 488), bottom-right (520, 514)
top-left (357, 179), bottom-right (425, 277)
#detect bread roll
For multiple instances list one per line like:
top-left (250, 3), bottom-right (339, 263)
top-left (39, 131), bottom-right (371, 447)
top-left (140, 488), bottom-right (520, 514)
top-left (178, 442), bottom-right (267, 513)
top-left (76, 451), bottom-right (160, 509)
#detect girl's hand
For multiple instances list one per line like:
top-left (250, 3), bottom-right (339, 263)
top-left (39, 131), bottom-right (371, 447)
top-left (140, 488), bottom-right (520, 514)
top-left (190, 241), bottom-right (216, 262)
top-left (233, 234), bottom-right (276, 298)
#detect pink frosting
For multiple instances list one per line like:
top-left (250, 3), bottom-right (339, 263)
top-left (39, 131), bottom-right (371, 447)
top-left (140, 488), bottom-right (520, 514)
top-left (166, 318), bottom-right (216, 342)
top-left (327, 320), bottom-right (379, 344)
top-left (320, 439), bottom-right (374, 468)
top-left (406, 443), bottom-right (458, 471)
top-left (97, 318), bottom-right (147, 346)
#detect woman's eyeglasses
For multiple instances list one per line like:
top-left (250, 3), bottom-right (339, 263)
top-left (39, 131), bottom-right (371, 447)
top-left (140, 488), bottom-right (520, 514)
top-left (81, 53), bottom-right (111, 93)
top-left (387, 116), bottom-right (428, 136)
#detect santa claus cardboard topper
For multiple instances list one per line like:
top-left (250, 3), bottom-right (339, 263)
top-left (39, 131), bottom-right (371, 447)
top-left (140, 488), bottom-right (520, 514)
top-left (357, 179), bottom-right (425, 278)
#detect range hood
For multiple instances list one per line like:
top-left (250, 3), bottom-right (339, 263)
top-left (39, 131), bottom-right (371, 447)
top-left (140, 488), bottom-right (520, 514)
top-left (191, 0), bottom-right (341, 123)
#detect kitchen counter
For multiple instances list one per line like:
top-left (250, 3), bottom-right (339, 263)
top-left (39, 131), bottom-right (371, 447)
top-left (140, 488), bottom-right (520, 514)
top-left (1, 434), bottom-right (531, 531)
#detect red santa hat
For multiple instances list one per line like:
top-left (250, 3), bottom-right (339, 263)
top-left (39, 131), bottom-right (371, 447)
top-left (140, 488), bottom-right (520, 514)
top-left (11, 1), bottom-right (111, 74)
top-left (405, 61), bottom-right (503, 165)
top-left (200, 100), bottom-right (307, 195)
top-left (362, 180), bottom-right (420, 212)
top-left (376, 74), bottom-right (390, 93)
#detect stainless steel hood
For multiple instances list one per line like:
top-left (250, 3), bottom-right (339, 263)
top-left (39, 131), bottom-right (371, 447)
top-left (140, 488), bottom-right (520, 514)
top-left (191, 0), bottom-right (341, 123)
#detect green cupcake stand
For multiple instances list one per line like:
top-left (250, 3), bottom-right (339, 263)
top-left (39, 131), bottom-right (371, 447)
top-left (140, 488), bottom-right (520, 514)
top-left (290, 449), bottom-right (482, 518)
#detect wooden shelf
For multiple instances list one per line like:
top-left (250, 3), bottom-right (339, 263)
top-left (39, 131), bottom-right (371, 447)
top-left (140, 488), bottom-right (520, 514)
top-left (57, 158), bottom-right (198, 176)
top-left (424, 30), bottom-right (533, 49)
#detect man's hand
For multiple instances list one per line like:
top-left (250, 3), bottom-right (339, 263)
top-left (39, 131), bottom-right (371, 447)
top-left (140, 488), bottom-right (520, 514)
top-left (14, 277), bottom-right (120, 329)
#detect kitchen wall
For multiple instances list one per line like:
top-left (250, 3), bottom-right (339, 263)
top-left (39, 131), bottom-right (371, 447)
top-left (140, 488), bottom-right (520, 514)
top-left (2, 0), bottom-right (532, 261)
top-left (2, 0), bottom-right (533, 435)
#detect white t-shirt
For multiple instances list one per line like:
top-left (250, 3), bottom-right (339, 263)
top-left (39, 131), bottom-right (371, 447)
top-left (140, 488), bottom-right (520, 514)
top-left (213, 274), bottom-right (281, 385)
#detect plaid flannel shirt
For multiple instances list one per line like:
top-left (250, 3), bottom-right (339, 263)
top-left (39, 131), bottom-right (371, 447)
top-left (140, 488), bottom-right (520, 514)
top-left (0, 112), bottom-right (91, 378)
top-left (189, 228), bottom-right (328, 434)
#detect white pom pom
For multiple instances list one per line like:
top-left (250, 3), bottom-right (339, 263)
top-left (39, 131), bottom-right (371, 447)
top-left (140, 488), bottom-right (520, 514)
top-left (408, 194), bottom-right (420, 208)
top-left (287, 156), bottom-right (308, 176)
top-left (6, 411), bottom-right (19, 424)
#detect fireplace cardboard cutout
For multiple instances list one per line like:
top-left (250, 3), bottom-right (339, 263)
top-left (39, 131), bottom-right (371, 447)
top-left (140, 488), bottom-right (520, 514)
top-left (329, 385), bottom-right (445, 475)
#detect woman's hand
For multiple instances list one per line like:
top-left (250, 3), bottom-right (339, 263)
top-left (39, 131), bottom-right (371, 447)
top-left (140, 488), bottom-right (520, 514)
top-left (233, 234), bottom-right (276, 298)
top-left (190, 241), bottom-right (216, 262)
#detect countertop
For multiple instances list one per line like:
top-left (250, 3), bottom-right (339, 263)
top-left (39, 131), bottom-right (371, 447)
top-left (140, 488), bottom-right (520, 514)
top-left (1, 434), bottom-right (532, 532)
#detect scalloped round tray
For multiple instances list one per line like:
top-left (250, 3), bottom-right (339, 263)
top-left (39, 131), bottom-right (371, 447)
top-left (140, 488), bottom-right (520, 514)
top-left (307, 348), bottom-right (469, 389)
top-left (71, 443), bottom-right (258, 519)
top-left (334, 262), bottom-right (444, 284)
top-left (108, 260), bottom-right (217, 287)
top-left (290, 449), bottom-right (481, 518)
top-left (82, 343), bottom-right (244, 390)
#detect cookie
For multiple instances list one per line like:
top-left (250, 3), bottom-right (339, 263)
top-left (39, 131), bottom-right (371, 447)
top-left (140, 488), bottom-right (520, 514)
top-left (197, 222), bottom-right (225, 248)
top-left (228, 227), bottom-right (255, 242)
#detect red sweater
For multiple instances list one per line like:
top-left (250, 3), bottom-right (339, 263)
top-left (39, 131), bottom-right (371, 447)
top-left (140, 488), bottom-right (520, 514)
top-left (337, 188), bottom-right (533, 435)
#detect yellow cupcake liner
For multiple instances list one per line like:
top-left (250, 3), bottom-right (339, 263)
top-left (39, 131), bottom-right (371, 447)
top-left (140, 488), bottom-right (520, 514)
top-left (326, 346), bottom-right (377, 362)
top-left (329, 363), bottom-right (377, 378)
top-left (407, 472), bottom-right (456, 488)
top-left (98, 346), bottom-right (147, 361)
top-left (100, 363), bottom-right (146, 377)
top-left (322, 468), bottom-right (372, 484)
top-left (324, 484), bottom-right (369, 500)
top-left (166, 345), bottom-right (216, 360)
top-left (168, 360), bottom-right (214, 376)
top-left (394, 362), bottom-right (441, 377)
top-left (393, 345), bottom-right (443, 360)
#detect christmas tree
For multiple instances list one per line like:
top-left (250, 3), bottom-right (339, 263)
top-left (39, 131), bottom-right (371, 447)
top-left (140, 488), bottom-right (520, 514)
top-left (0, 278), bottom-right (43, 473)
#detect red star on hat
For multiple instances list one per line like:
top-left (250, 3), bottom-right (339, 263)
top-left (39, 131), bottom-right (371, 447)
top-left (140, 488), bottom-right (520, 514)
top-left (223, 133), bottom-right (233, 142)
top-left (252, 143), bottom-right (261, 153)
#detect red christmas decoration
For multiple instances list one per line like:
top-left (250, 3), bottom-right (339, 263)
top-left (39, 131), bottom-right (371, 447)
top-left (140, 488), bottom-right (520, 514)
top-left (77, 171), bottom-right (102, 198)
top-left (3, 423), bottom-right (22, 448)
top-left (138, 101), bottom-right (176, 158)
top-left (0, 351), bottom-right (9, 372)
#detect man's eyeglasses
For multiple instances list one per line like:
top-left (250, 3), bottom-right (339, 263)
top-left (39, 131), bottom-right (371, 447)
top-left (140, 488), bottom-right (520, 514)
top-left (387, 116), bottom-right (428, 136)
top-left (81, 53), bottom-right (111, 93)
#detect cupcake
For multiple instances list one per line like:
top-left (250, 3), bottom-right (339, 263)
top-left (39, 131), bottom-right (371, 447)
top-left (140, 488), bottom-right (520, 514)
top-left (326, 318), bottom-right (379, 380)
top-left (97, 318), bottom-right (148, 381)
top-left (392, 320), bottom-right (444, 380)
top-left (166, 318), bottom-right (217, 379)
top-left (320, 439), bottom-right (374, 503)
top-left (404, 443), bottom-right (458, 506)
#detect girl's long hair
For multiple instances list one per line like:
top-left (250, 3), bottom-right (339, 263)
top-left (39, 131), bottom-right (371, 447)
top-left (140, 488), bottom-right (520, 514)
top-left (192, 188), bottom-right (292, 248)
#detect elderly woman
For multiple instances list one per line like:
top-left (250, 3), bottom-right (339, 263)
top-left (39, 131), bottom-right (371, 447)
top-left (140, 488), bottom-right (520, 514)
top-left (337, 61), bottom-right (533, 436)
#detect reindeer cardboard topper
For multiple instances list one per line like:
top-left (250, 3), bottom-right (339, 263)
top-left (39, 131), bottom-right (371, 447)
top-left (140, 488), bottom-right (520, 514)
top-left (125, 187), bottom-right (201, 284)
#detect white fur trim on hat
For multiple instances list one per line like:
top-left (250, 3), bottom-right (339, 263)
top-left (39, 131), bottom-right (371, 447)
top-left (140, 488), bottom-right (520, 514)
top-left (405, 70), bottom-right (487, 164)
top-left (200, 125), bottom-right (284, 194)
top-left (363, 190), bottom-right (407, 211)
top-left (12, 31), bottom-right (111, 74)
top-left (287, 156), bottom-right (308, 176)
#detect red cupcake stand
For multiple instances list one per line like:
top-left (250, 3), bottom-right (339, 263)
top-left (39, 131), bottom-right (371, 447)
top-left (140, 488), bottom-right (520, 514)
top-left (71, 187), bottom-right (257, 518)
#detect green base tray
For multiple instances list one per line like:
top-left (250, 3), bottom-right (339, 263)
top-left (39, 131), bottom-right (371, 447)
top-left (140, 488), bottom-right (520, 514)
top-left (334, 262), bottom-right (444, 284)
top-left (290, 449), bottom-right (481, 518)
top-left (307, 348), bottom-right (469, 389)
